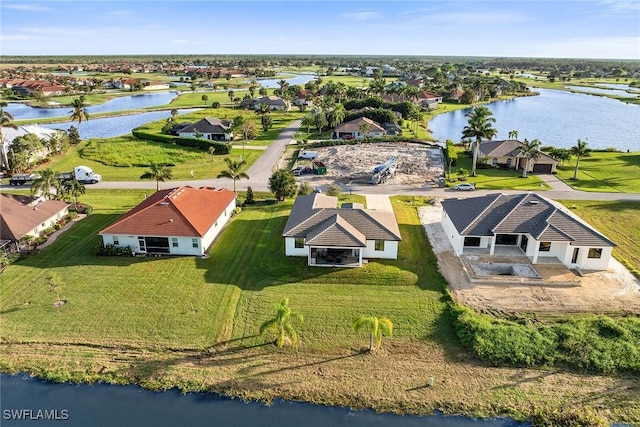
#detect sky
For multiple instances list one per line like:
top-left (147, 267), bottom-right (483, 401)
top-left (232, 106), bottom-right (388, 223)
top-left (1, 0), bottom-right (639, 59)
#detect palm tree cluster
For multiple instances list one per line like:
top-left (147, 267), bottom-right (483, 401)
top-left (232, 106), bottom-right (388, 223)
top-left (462, 106), bottom-right (498, 177)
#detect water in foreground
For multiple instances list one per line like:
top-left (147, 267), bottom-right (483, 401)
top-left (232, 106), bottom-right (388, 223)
top-left (1, 374), bottom-right (528, 427)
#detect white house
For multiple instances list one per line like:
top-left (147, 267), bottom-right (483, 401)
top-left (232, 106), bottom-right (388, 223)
top-left (440, 193), bottom-right (616, 271)
top-left (99, 186), bottom-right (236, 256)
top-left (282, 194), bottom-right (401, 267)
top-left (1, 125), bottom-right (65, 169)
top-left (0, 194), bottom-right (69, 248)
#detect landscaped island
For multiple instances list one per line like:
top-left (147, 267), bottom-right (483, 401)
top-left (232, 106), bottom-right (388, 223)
top-left (1, 189), bottom-right (638, 427)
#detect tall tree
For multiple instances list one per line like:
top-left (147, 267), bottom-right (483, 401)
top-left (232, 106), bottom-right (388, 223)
top-left (217, 157), bottom-right (249, 193)
top-left (0, 101), bottom-right (18, 170)
top-left (259, 298), bottom-right (303, 348)
top-left (64, 178), bottom-right (86, 206)
top-left (327, 104), bottom-right (346, 129)
top-left (462, 106), bottom-right (497, 177)
top-left (569, 138), bottom-right (591, 180)
top-left (520, 138), bottom-right (542, 178)
top-left (69, 98), bottom-right (90, 133)
top-left (201, 94), bottom-right (209, 104)
top-left (31, 168), bottom-right (59, 200)
top-left (268, 169), bottom-right (297, 202)
top-left (508, 129), bottom-right (519, 140)
top-left (140, 162), bottom-right (173, 191)
top-left (353, 315), bottom-right (393, 351)
top-left (301, 113), bottom-right (315, 134)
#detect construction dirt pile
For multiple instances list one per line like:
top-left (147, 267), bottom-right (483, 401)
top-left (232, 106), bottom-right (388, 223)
top-left (311, 143), bottom-right (445, 185)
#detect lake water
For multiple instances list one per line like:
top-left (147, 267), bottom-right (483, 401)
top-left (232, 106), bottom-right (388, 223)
top-left (0, 374), bottom-right (528, 427)
top-left (428, 88), bottom-right (640, 151)
top-left (41, 109), bottom-right (199, 139)
top-left (257, 73), bottom-right (318, 89)
top-left (5, 92), bottom-right (179, 120)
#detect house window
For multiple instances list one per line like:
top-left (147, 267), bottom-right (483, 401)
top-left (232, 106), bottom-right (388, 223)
top-left (539, 242), bottom-right (551, 252)
top-left (374, 240), bottom-right (385, 251)
top-left (588, 248), bottom-right (602, 259)
top-left (294, 237), bottom-right (304, 249)
top-left (113, 236), bottom-right (120, 246)
top-left (172, 238), bottom-right (178, 248)
top-left (464, 237), bottom-right (481, 247)
top-left (192, 238), bottom-right (199, 248)
top-left (506, 158), bottom-right (512, 166)
top-left (492, 158), bottom-right (498, 166)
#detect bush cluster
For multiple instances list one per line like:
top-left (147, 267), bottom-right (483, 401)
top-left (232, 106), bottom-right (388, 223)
top-left (94, 243), bottom-right (134, 257)
top-left (131, 130), bottom-right (231, 154)
top-left (451, 302), bottom-right (640, 374)
top-left (310, 135), bottom-right (431, 148)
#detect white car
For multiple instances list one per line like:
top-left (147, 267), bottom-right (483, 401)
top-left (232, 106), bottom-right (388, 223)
top-left (453, 183), bottom-right (476, 191)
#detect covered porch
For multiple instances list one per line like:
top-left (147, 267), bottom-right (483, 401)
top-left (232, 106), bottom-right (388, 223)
top-left (309, 247), bottom-right (362, 268)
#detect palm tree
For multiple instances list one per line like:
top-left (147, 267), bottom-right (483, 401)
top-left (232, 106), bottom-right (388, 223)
top-left (462, 106), bottom-right (497, 177)
top-left (69, 98), bottom-right (90, 133)
top-left (277, 79), bottom-right (289, 97)
top-left (520, 138), bottom-right (541, 178)
top-left (30, 168), bottom-right (58, 200)
top-left (327, 104), bottom-right (346, 129)
top-left (64, 178), bottom-right (86, 206)
top-left (569, 138), bottom-right (591, 180)
top-left (301, 113), bottom-right (314, 134)
top-left (0, 101), bottom-right (18, 170)
top-left (259, 298), bottom-right (303, 347)
top-left (508, 129), bottom-right (519, 140)
top-left (353, 315), bottom-right (393, 351)
top-left (217, 157), bottom-right (249, 193)
top-left (140, 162), bottom-right (173, 191)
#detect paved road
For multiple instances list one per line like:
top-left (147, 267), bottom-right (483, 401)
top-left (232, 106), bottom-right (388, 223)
top-left (3, 119), bottom-right (639, 202)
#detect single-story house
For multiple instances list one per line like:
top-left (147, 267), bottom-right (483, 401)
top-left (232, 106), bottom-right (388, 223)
top-left (282, 193), bottom-right (402, 267)
top-left (292, 89), bottom-right (313, 107)
top-left (0, 194), bottom-right (69, 249)
top-left (440, 193), bottom-right (616, 271)
top-left (417, 91), bottom-right (443, 109)
top-left (252, 96), bottom-right (289, 111)
top-left (143, 81), bottom-right (171, 90)
top-left (334, 117), bottom-right (386, 139)
top-left (479, 140), bottom-right (559, 173)
top-left (176, 117), bottom-right (233, 141)
top-left (1, 125), bottom-right (65, 169)
top-left (99, 186), bottom-right (236, 256)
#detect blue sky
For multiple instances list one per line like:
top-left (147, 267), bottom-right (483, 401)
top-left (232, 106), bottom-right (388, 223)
top-left (1, 1), bottom-right (639, 59)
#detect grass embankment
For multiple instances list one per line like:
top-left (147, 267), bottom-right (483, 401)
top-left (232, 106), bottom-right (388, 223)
top-left (1, 190), bottom-right (639, 425)
top-left (448, 147), bottom-right (549, 190)
top-left (557, 200), bottom-right (640, 278)
top-left (555, 152), bottom-right (640, 193)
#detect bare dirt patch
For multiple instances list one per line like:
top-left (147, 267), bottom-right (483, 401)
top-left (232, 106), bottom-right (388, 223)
top-left (418, 203), bottom-right (640, 314)
top-left (299, 142), bottom-right (444, 185)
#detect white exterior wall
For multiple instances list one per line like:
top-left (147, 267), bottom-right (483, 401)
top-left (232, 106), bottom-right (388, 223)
top-left (572, 246), bottom-right (613, 270)
top-left (532, 240), bottom-right (568, 263)
top-left (440, 212), bottom-right (464, 255)
top-left (284, 237), bottom-right (309, 256)
top-left (102, 234), bottom-right (138, 251)
top-left (26, 208), bottom-right (69, 238)
top-left (362, 240), bottom-right (398, 259)
top-left (199, 197), bottom-right (236, 252)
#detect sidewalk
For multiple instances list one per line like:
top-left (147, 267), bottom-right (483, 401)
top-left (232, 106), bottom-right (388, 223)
top-left (365, 194), bottom-right (393, 211)
top-left (37, 214), bottom-right (86, 250)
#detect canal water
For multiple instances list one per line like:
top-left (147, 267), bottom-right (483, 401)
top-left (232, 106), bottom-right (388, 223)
top-left (428, 88), bottom-right (640, 151)
top-left (1, 374), bottom-right (528, 427)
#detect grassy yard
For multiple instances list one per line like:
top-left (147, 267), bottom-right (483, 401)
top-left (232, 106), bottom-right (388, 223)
top-left (558, 199), bottom-right (640, 277)
top-left (449, 147), bottom-right (549, 190)
top-left (555, 151), bottom-right (640, 193)
top-left (1, 190), bottom-right (639, 424)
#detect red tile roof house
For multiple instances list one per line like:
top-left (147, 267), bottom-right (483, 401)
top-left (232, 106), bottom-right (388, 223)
top-left (0, 194), bottom-right (69, 250)
top-left (99, 187), bottom-right (236, 256)
top-left (282, 194), bottom-right (401, 267)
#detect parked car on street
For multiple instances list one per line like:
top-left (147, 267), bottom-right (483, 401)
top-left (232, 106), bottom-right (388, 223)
top-left (453, 182), bottom-right (476, 191)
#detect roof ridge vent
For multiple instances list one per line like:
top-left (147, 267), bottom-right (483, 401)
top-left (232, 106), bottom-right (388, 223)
top-left (529, 200), bottom-right (539, 205)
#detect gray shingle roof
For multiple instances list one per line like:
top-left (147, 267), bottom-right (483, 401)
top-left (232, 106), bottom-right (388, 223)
top-left (441, 193), bottom-right (615, 247)
top-left (283, 194), bottom-right (401, 246)
top-left (178, 117), bottom-right (232, 134)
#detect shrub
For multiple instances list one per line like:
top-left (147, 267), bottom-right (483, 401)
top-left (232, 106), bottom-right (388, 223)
top-left (94, 243), bottom-right (133, 256)
top-left (326, 184), bottom-right (341, 197)
top-left (67, 211), bottom-right (78, 220)
top-left (245, 186), bottom-right (255, 204)
top-left (211, 101), bottom-right (220, 108)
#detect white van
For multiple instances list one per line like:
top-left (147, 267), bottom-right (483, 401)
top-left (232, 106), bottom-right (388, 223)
top-left (298, 150), bottom-right (318, 160)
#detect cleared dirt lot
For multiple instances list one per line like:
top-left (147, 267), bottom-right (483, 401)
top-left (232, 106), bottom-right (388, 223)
top-left (418, 202), bottom-right (640, 314)
top-left (295, 142), bottom-right (444, 185)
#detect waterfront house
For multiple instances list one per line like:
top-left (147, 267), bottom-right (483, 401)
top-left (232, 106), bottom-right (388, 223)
top-left (176, 117), bottom-right (233, 141)
top-left (99, 186), bottom-right (236, 256)
top-left (441, 193), bottom-right (615, 271)
top-left (479, 140), bottom-right (559, 173)
top-left (333, 117), bottom-right (386, 139)
top-left (282, 193), bottom-right (401, 267)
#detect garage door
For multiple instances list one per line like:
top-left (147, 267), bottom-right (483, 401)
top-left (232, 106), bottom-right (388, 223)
top-left (532, 163), bottom-right (553, 173)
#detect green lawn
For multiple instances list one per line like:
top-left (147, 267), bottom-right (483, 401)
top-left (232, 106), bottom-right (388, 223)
top-left (0, 190), bottom-right (452, 350)
top-left (449, 147), bottom-right (549, 190)
top-left (555, 151), bottom-right (640, 193)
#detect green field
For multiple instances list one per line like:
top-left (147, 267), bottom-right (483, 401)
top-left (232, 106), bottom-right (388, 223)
top-left (555, 151), bottom-right (640, 193)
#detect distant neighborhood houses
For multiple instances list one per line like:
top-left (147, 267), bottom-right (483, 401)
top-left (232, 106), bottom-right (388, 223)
top-left (0, 194), bottom-right (69, 251)
top-left (175, 117), bottom-right (234, 141)
top-left (99, 186), bottom-right (236, 257)
top-left (282, 193), bottom-right (402, 268)
top-left (479, 140), bottom-right (559, 173)
top-left (441, 193), bottom-right (616, 271)
top-left (240, 96), bottom-right (289, 111)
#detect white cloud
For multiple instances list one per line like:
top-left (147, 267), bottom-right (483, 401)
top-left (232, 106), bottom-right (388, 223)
top-left (0, 34), bottom-right (31, 41)
top-left (599, 0), bottom-right (640, 13)
top-left (341, 11), bottom-right (381, 21)
top-left (170, 39), bottom-right (191, 44)
top-left (3, 3), bottom-right (51, 12)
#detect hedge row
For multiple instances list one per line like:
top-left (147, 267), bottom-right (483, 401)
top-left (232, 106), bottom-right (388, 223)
top-left (131, 130), bottom-right (231, 154)
top-left (309, 136), bottom-right (436, 148)
top-left (450, 302), bottom-right (640, 374)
